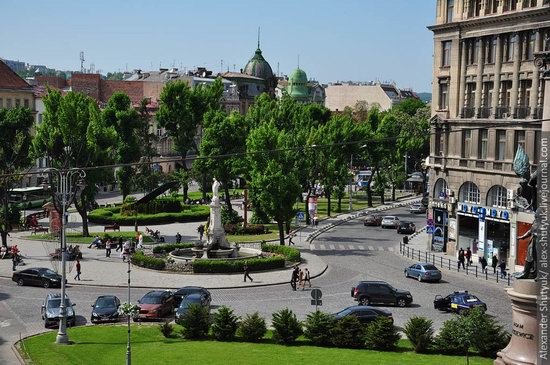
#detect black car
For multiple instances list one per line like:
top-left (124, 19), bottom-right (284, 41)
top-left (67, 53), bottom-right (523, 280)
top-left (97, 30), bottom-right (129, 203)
top-left (175, 293), bottom-right (211, 320)
top-left (12, 267), bottom-right (63, 288)
top-left (91, 295), bottom-right (120, 324)
top-left (397, 221), bottom-right (416, 234)
top-left (333, 306), bottom-right (393, 324)
top-left (351, 281), bottom-right (413, 307)
top-left (173, 286), bottom-right (211, 308)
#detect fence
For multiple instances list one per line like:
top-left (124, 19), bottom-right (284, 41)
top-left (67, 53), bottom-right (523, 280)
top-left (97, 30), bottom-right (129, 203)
top-left (399, 242), bottom-right (514, 286)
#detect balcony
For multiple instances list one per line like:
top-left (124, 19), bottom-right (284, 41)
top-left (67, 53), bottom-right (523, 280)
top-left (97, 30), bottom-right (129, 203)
top-left (495, 106), bottom-right (510, 119)
top-left (477, 107), bottom-right (491, 119)
top-left (534, 107), bottom-right (543, 120)
top-left (515, 106), bottom-right (531, 119)
top-left (462, 107), bottom-right (475, 118)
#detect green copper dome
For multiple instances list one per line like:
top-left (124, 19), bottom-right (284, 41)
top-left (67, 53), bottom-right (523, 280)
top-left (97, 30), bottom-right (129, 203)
top-left (287, 68), bottom-right (309, 99)
top-left (244, 48), bottom-right (274, 81)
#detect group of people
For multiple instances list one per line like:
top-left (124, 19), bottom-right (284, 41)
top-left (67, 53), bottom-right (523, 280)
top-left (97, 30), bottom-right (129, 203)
top-left (290, 266), bottom-right (311, 291)
top-left (87, 234), bottom-right (137, 262)
top-left (458, 246), bottom-right (508, 279)
top-left (457, 247), bottom-right (473, 269)
top-left (2, 245), bottom-right (22, 271)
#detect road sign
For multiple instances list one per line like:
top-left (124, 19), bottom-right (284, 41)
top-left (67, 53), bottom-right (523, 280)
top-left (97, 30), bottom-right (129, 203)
top-left (427, 218), bottom-right (434, 226)
top-left (296, 211), bottom-right (305, 221)
top-left (311, 299), bottom-right (323, 306)
top-left (426, 226), bottom-right (435, 234)
top-left (311, 289), bottom-right (322, 300)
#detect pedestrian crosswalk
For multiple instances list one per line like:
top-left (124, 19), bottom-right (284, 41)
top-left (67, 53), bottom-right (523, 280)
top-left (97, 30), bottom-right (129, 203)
top-left (310, 243), bottom-right (396, 252)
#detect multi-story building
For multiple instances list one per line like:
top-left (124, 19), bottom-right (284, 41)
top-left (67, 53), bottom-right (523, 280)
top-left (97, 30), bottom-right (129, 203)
top-left (427, 0), bottom-right (549, 272)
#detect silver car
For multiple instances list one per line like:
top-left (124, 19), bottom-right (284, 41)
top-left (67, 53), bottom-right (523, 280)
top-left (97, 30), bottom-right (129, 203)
top-left (41, 293), bottom-right (76, 328)
top-left (409, 204), bottom-right (426, 214)
top-left (381, 216), bottom-right (400, 228)
top-left (405, 262), bottom-right (442, 282)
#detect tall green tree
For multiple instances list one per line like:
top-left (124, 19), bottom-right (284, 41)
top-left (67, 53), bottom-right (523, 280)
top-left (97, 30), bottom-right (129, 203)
top-left (102, 92), bottom-right (141, 201)
top-left (134, 99), bottom-right (160, 194)
top-left (0, 108), bottom-right (33, 246)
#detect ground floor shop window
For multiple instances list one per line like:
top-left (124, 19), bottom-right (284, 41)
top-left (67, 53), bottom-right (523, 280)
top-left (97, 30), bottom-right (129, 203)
top-left (457, 214), bottom-right (478, 253)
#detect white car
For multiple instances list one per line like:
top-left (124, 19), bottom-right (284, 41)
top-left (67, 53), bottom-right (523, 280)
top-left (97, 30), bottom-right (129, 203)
top-left (381, 216), bottom-right (400, 228)
top-left (410, 204), bottom-right (426, 214)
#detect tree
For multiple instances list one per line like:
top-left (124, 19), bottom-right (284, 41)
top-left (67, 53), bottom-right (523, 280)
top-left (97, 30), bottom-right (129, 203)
top-left (33, 90), bottom-right (117, 236)
top-left (0, 108), bottom-right (33, 246)
top-left (102, 92), bottom-right (141, 201)
top-left (133, 99), bottom-right (160, 194)
top-left (156, 79), bottom-right (223, 200)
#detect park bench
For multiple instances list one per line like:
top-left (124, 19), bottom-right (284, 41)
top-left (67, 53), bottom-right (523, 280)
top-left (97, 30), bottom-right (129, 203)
top-left (31, 226), bottom-right (49, 235)
top-left (104, 223), bottom-right (120, 232)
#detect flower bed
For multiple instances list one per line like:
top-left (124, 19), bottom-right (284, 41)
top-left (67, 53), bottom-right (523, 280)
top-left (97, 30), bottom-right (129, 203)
top-left (152, 243), bottom-right (195, 254)
top-left (261, 244), bottom-right (301, 262)
top-left (192, 256), bottom-right (285, 273)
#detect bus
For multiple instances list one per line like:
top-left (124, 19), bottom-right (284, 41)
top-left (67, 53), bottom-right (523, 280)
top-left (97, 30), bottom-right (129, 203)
top-left (8, 187), bottom-right (51, 209)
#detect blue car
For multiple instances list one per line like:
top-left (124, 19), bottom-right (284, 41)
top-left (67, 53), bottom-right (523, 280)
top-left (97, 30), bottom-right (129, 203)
top-left (434, 291), bottom-right (487, 314)
top-left (404, 262), bottom-right (442, 282)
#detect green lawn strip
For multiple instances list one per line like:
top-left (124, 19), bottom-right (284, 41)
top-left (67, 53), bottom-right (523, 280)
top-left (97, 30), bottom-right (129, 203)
top-left (23, 231), bottom-right (154, 243)
top-left (21, 325), bottom-right (492, 365)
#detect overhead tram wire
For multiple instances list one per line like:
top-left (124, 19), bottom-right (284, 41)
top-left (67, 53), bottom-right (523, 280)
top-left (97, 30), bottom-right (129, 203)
top-left (0, 117), bottom-right (546, 180)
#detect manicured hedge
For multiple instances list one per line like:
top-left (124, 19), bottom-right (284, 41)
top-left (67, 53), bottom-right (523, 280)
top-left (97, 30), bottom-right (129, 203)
top-left (152, 243), bottom-right (195, 254)
top-left (193, 256), bottom-right (285, 273)
top-left (88, 205), bottom-right (209, 225)
top-left (132, 251), bottom-right (166, 270)
top-left (224, 224), bottom-right (267, 235)
top-left (261, 244), bottom-right (301, 262)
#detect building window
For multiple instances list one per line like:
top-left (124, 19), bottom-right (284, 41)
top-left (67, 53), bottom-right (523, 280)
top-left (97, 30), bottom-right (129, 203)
top-left (38, 113), bottom-right (43, 124)
top-left (6, 99), bottom-right (12, 109)
top-left (523, 31), bottom-right (536, 60)
top-left (24, 99), bottom-right (29, 108)
top-left (518, 79), bottom-right (532, 118)
top-left (460, 181), bottom-right (480, 204)
top-left (486, 0), bottom-right (499, 14)
top-left (156, 128), bottom-right (163, 137)
top-left (442, 41), bottom-right (452, 67)
top-left (447, 0), bottom-right (454, 22)
top-left (514, 130), bottom-right (526, 154)
top-left (435, 128), bottom-right (442, 155)
top-left (434, 178), bottom-right (448, 199)
top-left (466, 39), bottom-right (480, 65)
top-left (439, 79), bottom-right (449, 110)
top-left (468, 0), bottom-right (481, 17)
top-left (522, 0), bottom-right (537, 7)
top-left (15, 99), bottom-right (20, 107)
top-left (496, 130), bottom-right (507, 160)
top-left (482, 82), bottom-right (493, 107)
top-left (535, 130), bottom-right (541, 164)
top-left (544, 29), bottom-right (550, 52)
top-left (503, 34), bottom-right (517, 62)
top-left (487, 185), bottom-right (508, 208)
top-left (503, 0), bottom-right (518, 11)
top-left (485, 36), bottom-right (497, 64)
top-left (502, 81), bottom-right (513, 108)
top-left (0, 98), bottom-right (3, 108)
top-left (479, 129), bottom-right (488, 159)
top-left (462, 130), bottom-right (472, 158)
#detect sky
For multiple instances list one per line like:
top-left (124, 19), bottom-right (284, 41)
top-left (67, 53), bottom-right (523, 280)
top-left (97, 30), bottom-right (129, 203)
top-left (1, 0), bottom-right (436, 92)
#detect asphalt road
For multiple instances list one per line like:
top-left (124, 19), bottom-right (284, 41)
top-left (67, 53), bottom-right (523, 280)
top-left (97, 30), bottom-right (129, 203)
top-left (0, 206), bottom-right (512, 365)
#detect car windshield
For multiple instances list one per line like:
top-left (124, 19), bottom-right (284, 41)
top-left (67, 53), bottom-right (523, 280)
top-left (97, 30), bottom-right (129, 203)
top-left (464, 295), bottom-right (480, 303)
top-left (179, 298), bottom-right (201, 308)
top-left (95, 297), bottom-right (116, 308)
top-left (48, 299), bottom-right (71, 308)
top-left (141, 294), bottom-right (163, 304)
top-left (336, 308), bottom-right (353, 317)
top-left (38, 268), bottom-right (58, 277)
top-left (384, 216), bottom-right (396, 220)
top-left (178, 288), bottom-right (200, 296)
top-left (423, 265), bottom-right (438, 270)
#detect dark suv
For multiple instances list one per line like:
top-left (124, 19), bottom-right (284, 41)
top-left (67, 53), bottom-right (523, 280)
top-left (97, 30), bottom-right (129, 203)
top-left (351, 281), bottom-right (413, 307)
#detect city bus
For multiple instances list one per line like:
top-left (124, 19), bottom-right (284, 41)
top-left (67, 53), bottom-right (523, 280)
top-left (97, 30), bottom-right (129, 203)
top-left (8, 187), bottom-right (51, 209)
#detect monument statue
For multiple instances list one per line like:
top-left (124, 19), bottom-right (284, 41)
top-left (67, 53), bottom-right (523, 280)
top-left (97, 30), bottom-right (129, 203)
top-left (512, 145), bottom-right (538, 211)
top-left (514, 208), bottom-right (539, 280)
top-left (212, 178), bottom-right (220, 201)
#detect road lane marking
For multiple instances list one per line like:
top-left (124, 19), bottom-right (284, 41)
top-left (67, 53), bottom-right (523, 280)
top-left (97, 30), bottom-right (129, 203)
top-left (329, 244), bottom-right (336, 250)
top-left (368, 246), bottom-right (375, 251)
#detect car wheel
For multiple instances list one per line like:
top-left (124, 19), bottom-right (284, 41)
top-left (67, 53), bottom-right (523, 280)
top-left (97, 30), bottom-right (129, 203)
top-left (405, 271), bottom-right (409, 278)
top-left (417, 274), bottom-right (422, 282)
top-left (359, 297), bottom-right (370, 306)
top-left (397, 298), bottom-right (407, 307)
top-left (43, 280), bottom-right (50, 288)
top-left (17, 278), bottom-right (24, 286)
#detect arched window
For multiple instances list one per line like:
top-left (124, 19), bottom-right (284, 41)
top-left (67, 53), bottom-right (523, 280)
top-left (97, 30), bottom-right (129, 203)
top-left (433, 178), bottom-right (448, 199)
top-left (459, 181), bottom-right (480, 204)
top-left (487, 185), bottom-right (508, 208)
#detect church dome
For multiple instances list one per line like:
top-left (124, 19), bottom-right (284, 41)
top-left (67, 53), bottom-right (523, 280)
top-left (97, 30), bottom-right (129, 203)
top-left (287, 68), bottom-right (309, 99)
top-left (243, 48), bottom-right (274, 81)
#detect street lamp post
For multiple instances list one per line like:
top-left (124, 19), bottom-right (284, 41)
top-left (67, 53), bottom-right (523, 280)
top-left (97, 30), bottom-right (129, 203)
top-left (45, 167), bottom-right (86, 345)
top-left (349, 154), bottom-right (353, 212)
top-left (126, 256), bottom-right (131, 365)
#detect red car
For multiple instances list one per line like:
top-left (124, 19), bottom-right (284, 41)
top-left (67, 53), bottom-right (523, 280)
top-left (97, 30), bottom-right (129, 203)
top-left (135, 290), bottom-right (175, 321)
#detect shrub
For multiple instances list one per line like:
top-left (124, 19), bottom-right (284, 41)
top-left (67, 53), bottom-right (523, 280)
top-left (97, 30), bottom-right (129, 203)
top-left (175, 303), bottom-right (210, 339)
top-left (364, 316), bottom-right (401, 351)
top-left (330, 316), bottom-right (365, 349)
top-left (433, 317), bottom-right (468, 355)
top-left (250, 210), bottom-right (271, 224)
top-left (211, 306), bottom-right (239, 341)
top-left (403, 316), bottom-right (434, 353)
top-left (224, 224), bottom-right (267, 235)
top-left (261, 244), bottom-right (300, 262)
top-left (271, 308), bottom-right (303, 345)
top-left (303, 311), bottom-right (336, 347)
top-left (152, 243), bottom-right (194, 254)
top-left (221, 206), bottom-right (243, 225)
top-left (131, 251), bottom-right (166, 270)
top-left (238, 312), bottom-right (267, 342)
top-left (468, 308), bottom-right (510, 357)
top-left (159, 321), bottom-right (174, 338)
top-left (88, 205), bottom-right (209, 225)
top-left (192, 256), bottom-right (285, 273)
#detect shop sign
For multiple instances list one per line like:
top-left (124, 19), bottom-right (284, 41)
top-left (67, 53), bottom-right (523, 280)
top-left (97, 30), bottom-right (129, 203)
top-left (448, 218), bottom-right (456, 240)
top-left (458, 203), bottom-right (510, 221)
top-left (431, 227), bottom-right (445, 252)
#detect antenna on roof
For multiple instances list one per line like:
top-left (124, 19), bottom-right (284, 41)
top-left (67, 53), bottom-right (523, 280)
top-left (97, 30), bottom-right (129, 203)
top-left (257, 26), bottom-right (260, 49)
top-left (79, 51), bottom-right (85, 73)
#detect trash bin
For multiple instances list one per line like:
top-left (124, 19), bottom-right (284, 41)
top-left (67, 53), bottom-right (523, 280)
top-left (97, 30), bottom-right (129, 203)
top-left (403, 236), bottom-right (409, 245)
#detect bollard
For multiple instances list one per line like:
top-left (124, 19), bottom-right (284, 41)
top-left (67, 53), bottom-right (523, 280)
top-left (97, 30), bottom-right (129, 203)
top-left (440, 256), bottom-right (443, 267)
top-left (418, 250), bottom-right (421, 261)
top-left (457, 262), bottom-right (460, 272)
top-left (425, 252), bottom-right (428, 262)
top-left (496, 273), bottom-right (499, 283)
top-left (485, 269), bottom-right (488, 280)
top-left (432, 254), bottom-right (435, 264)
top-left (407, 247), bottom-right (410, 258)
top-left (508, 274), bottom-right (510, 286)
top-left (475, 266), bottom-right (478, 277)
top-left (448, 258), bottom-right (451, 270)
top-left (466, 265), bottom-right (468, 275)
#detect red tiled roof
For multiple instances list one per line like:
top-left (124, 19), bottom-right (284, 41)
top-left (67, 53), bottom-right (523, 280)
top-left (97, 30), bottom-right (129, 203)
top-left (0, 59), bottom-right (31, 90)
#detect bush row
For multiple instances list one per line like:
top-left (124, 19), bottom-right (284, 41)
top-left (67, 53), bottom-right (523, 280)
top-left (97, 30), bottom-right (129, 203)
top-left (88, 205), bottom-right (209, 225)
top-left (122, 199), bottom-right (183, 215)
top-left (152, 243), bottom-right (195, 254)
top-left (131, 251), bottom-right (166, 270)
top-left (224, 224), bottom-right (267, 235)
top-left (261, 244), bottom-right (301, 262)
top-left (192, 256), bottom-right (285, 273)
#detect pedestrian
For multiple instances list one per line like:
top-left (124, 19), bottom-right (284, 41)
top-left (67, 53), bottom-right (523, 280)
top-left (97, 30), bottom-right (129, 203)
top-left (499, 260), bottom-right (507, 279)
top-left (137, 233), bottom-right (143, 249)
top-left (243, 263), bottom-right (253, 282)
top-left (1, 245), bottom-right (7, 259)
top-left (197, 225), bottom-right (205, 241)
top-left (105, 238), bottom-right (112, 257)
top-left (116, 237), bottom-right (123, 252)
top-left (121, 240), bottom-right (130, 262)
top-left (458, 248), bottom-right (465, 269)
top-left (176, 232), bottom-right (182, 244)
top-left (466, 247), bottom-right (472, 266)
top-left (288, 232), bottom-right (295, 245)
top-left (290, 266), bottom-right (299, 291)
top-left (74, 259), bottom-right (81, 281)
top-left (303, 268), bottom-right (311, 288)
top-left (492, 254), bottom-right (498, 274)
top-left (11, 253), bottom-right (17, 271)
top-left (88, 235), bottom-right (101, 249)
top-left (480, 256), bottom-right (488, 272)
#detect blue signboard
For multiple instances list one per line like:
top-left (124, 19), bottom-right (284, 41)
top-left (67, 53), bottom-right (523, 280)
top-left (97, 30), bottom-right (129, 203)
top-left (296, 212), bottom-right (305, 221)
top-left (426, 226), bottom-right (435, 234)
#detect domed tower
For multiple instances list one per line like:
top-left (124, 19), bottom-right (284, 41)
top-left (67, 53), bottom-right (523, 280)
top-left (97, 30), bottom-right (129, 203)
top-left (287, 68), bottom-right (310, 102)
top-left (244, 47), bottom-right (274, 81)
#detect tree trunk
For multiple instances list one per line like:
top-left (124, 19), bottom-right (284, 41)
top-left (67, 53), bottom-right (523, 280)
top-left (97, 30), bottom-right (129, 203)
top-left (183, 184), bottom-right (189, 202)
top-left (366, 184), bottom-right (373, 207)
top-left (2, 188), bottom-right (8, 247)
top-left (277, 219), bottom-right (285, 245)
top-left (380, 190), bottom-right (385, 205)
top-left (305, 192), bottom-right (311, 225)
top-left (223, 183), bottom-right (232, 211)
top-left (202, 173), bottom-right (207, 200)
top-left (285, 220), bottom-right (291, 235)
top-left (75, 197), bottom-right (90, 237)
top-left (337, 193), bottom-right (342, 213)
top-left (391, 185), bottom-right (396, 202)
top-left (327, 191), bottom-right (331, 217)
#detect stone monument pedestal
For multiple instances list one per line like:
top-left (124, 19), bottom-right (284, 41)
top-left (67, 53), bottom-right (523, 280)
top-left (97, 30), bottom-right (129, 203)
top-left (494, 280), bottom-right (538, 365)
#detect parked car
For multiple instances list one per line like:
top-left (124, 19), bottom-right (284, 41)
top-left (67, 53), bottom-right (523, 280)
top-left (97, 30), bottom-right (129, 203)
top-left (434, 291), bottom-right (487, 314)
top-left (175, 293), bottom-right (211, 320)
top-left (409, 204), bottom-right (426, 214)
top-left (397, 221), bottom-right (416, 234)
top-left (363, 214), bottom-right (382, 226)
top-left (333, 306), bottom-right (393, 324)
top-left (381, 216), bottom-right (400, 228)
top-left (91, 295), bottom-right (120, 324)
top-left (351, 281), bottom-right (413, 307)
top-left (41, 293), bottom-right (76, 328)
top-left (12, 267), bottom-right (63, 288)
top-left (135, 290), bottom-right (175, 321)
top-left (173, 286), bottom-right (211, 308)
top-left (405, 262), bottom-right (442, 282)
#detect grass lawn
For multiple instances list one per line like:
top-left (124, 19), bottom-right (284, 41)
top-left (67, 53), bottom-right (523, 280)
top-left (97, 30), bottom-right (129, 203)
top-left (24, 231), bottom-right (154, 243)
top-left (20, 325), bottom-right (492, 365)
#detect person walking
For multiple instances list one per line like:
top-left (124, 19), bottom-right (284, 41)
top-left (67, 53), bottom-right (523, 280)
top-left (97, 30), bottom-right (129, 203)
top-left (480, 256), bottom-right (488, 273)
top-left (499, 260), bottom-right (507, 279)
top-left (298, 269), bottom-right (304, 289)
top-left (116, 237), bottom-right (123, 252)
top-left (243, 263), bottom-right (253, 282)
top-left (74, 259), bottom-right (81, 281)
top-left (288, 232), bottom-right (295, 245)
top-left (290, 266), bottom-right (299, 291)
top-left (175, 232), bottom-right (182, 244)
top-left (197, 225), bottom-right (205, 241)
top-left (492, 254), bottom-right (498, 274)
top-left (11, 253), bottom-right (17, 271)
top-left (465, 247), bottom-right (472, 266)
top-left (105, 239), bottom-right (112, 257)
top-left (303, 268), bottom-right (311, 289)
top-left (137, 233), bottom-right (143, 249)
top-left (458, 248), bottom-right (465, 269)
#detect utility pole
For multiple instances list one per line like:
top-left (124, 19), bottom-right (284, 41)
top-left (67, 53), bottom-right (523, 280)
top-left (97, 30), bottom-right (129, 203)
top-left (349, 154), bottom-right (353, 211)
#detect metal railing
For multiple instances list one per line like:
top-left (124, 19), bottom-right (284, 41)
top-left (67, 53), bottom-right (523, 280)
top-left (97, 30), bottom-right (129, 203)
top-left (495, 106), bottom-right (510, 119)
top-left (462, 107), bottom-right (475, 118)
top-left (477, 107), bottom-right (491, 119)
top-left (399, 242), bottom-right (513, 286)
top-left (515, 106), bottom-right (531, 119)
